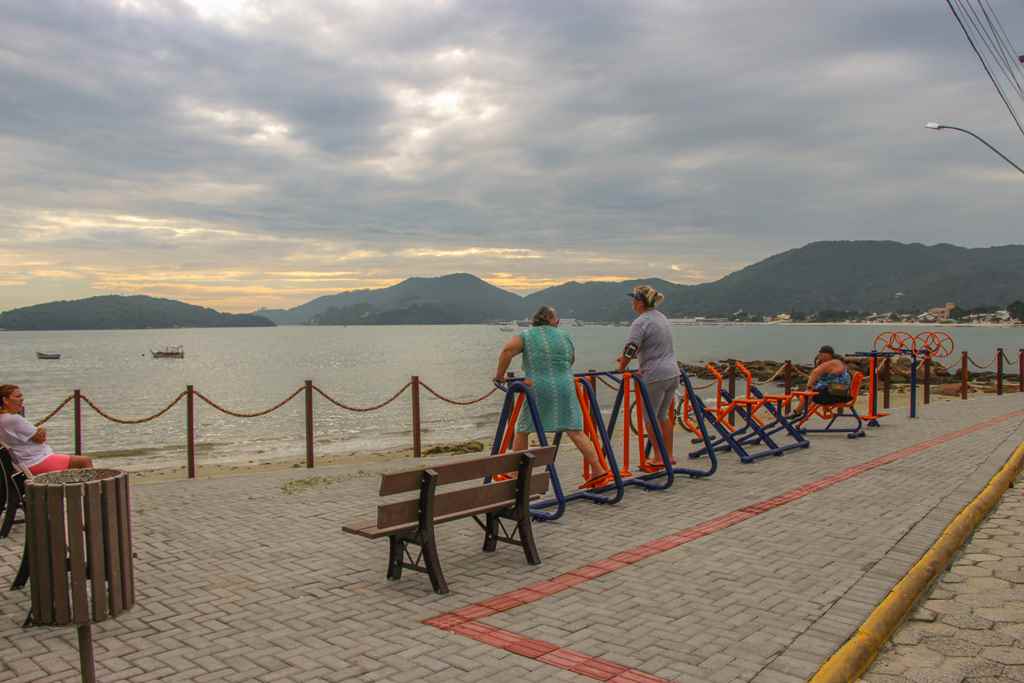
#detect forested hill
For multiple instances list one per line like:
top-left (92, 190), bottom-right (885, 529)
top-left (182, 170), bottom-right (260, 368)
top-left (527, 241), bottom-right (1024, 320)
top-left (258, 273), bottom-right (527, 324)
top-left (0, 295), bottom-right (275, 330)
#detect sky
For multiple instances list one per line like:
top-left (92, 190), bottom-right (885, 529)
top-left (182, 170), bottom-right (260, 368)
top-left (1, 0), bottom-right (1022, 313)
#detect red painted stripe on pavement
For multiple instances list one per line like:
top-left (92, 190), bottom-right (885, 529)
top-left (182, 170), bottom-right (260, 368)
top-left (425, 408), bottom-right (1024, 683)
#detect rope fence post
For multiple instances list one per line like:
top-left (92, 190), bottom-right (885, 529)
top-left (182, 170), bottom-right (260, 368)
top-left (304, 380), bottom-right (314, 469)
top-left (186, 385), bottom-right (196, 479)
top-left (411, 376), bottom-right (422, 459)
top-left (727, 361), bottom-right (736, 427)
top-left (996, 348), bottom-right (1004, 396)
top-left (961, 351), bottom-right (968, 400)
top-left (783, 361), bottom-right (793, 414)
top-left (882, 359), bottom-right (891, 410)
top-left (923, 353), bottom-right (931, 405)
top-left (73, 389), bottom-right (82, 455)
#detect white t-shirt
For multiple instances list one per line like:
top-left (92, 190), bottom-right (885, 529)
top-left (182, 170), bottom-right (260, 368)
top-left (0, 412), bottom-right (53, 468)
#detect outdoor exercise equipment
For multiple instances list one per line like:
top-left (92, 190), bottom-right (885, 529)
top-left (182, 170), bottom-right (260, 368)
top-left (688, 363), bottom-right (809, 463)
top-left (489, 379), bottom-right (566, 522)
top-left (872, 330), bottom-right (956, 419)
top-left (490, 375), bottom-right (626, 522)
top-left (601, 370), bottom-right (718, 488)
top-left (849, 351), bottom-right (895, 427)
top-left (791, 371), bottom-right (867, 438)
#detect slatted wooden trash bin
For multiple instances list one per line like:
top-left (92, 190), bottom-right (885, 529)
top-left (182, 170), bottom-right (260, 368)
top-left (24, 469), bottom-right (134, 683)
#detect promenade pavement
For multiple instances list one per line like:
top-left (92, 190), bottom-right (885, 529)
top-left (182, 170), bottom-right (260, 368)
top-left (862, 469), bottom-right (1024, 683)
top-left (1, 393), bottom-right (1023, 682)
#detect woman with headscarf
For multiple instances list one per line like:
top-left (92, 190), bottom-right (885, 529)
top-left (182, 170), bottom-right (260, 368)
top-left (616, 284), bottom-right (679, 468)
top-left (494, 305), bottom-right (610, 488)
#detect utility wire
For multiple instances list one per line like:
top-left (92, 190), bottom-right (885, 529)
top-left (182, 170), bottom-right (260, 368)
top-left (959, 0), bottom-right (1024, 101)
top-left (979, 0), bottom-right (1024, 96)
top-left (946, 0), bottom-right (1024, 137)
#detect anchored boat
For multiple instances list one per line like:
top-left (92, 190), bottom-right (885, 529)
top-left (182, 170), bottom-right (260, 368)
top-left (35, 352), bottom-right (61, 360)
top-left (151, 345), bottom-right (184, 359)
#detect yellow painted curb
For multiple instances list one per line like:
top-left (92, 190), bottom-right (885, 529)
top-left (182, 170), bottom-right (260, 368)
top-left (810, 439), bottom-right (1024, 683)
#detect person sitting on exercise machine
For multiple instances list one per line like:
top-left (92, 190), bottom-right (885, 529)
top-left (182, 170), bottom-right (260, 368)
top-left (806, 346), bottom-right (852, 405)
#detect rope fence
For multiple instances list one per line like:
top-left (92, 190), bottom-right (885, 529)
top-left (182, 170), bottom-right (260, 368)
top-left (312, 382), bottom-right (411, 412)
top-left (26, 346), bottom-right (1022, 479)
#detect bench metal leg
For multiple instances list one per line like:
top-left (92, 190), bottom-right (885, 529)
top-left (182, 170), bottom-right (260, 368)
top-left (517, 517), bottom-right (541, 566)
top-left (11, 537), bottom-right (29, 590)
top-left (386, 536), bottom-right (404, 581)
top-left (482, 513), bottom-right (499, 553)
top-left (0, 494), bottom-right (18, 539)
top-left (421, 531), bottom-right (448, 595)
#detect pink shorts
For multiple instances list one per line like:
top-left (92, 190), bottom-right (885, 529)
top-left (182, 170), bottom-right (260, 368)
top-left (29, 453), bottom-right (72, 475)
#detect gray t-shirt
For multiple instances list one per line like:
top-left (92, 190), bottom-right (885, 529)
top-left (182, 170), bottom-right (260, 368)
top-left (625, 309), bottom-right (678, 382)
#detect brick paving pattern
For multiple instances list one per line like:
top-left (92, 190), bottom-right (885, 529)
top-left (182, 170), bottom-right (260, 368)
top-left (862, 469), bottom-right (1024, 683)
top-left (1, 393), bottom-right (1023, 682)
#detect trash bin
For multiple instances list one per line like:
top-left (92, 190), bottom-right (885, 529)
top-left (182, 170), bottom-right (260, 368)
top-left (24, 469), bottom-right (134, 683)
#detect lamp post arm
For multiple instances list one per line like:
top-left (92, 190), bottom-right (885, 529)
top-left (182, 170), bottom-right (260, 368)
top-left (941, 125), bottom-right (1024, 176)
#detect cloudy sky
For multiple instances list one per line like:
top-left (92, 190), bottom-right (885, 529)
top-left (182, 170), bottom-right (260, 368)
top-left (2, 0), bottom-right (1022, 312)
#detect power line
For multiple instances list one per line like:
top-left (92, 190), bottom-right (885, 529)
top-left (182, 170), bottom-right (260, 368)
top-left (979, 0), bottom-right (1024, 95)
top-left (945, 0), bottom-right (1024, 137)
top-left (960, 0), bottom-right (1024, 101)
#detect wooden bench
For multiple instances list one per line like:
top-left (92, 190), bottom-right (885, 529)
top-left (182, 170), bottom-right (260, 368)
top-left (342, 447), bottom-right (556, 594)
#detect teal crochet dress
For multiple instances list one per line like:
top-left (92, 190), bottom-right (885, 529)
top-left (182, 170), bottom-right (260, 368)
top-left (515, 326), bottom-right (583, 434)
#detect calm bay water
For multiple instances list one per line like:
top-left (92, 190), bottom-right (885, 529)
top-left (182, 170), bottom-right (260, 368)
top-left (1, 323), bottom-right (1020, 471)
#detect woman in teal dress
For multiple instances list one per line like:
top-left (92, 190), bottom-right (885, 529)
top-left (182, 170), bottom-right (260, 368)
top-left (493, 306), bottom-right (609, 486)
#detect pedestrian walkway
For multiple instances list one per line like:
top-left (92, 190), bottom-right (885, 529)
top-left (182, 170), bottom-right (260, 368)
top-left (1, 394), bottom-right (1023, 682)
top-left (861, 470), bottom-right (1024, 683)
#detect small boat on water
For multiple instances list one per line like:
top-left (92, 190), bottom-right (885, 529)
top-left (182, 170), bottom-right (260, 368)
top-left (36, 352), bottom-right (61, 360)
top-left (151, 345), bottom-right (185, 359)
top-left (499, 326), bottom-right (516, 332)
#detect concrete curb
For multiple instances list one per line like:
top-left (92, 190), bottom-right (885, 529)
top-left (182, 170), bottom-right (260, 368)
top-left (810, 438), bottom-right (1024, 683)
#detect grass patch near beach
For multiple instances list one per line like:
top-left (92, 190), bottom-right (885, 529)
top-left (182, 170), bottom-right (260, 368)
top-left (281, 474), bottom-right (346, 495)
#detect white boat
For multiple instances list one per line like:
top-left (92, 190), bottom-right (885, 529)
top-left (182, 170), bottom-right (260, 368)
top-left (499, 326), bottom-right (515, 332)
top-left (151, 345), bottom-right (184, 359)
top-left (516, 319), bottom-right (531, 328)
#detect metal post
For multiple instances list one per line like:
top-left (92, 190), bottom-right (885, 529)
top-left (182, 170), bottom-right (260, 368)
top-left (73, 389), bottom-right (82, 455)
top-left (186, 385), bottom-right (195, 479)
top-left (411, 376), bottom-right (422, 459)
top-left (923, 353), bottom-right (931, 405)
top-left (77, 624), bottom-right (96, 683)
top-left (783, 361), bottom-right (793, 414)
top-left (868, 355), bottom-right (878, 417)
top-left (883, 360), bottom-right (891, 409)
top-left (304, 380), bottom-right (314, 468)
top-left (996, 348), bottom-right (1004, 396)
top-left (727, 361), bottom-right (736, 427)
top-left (961, 351), bottom-right (968, 400)
top-left (1019, 349), bottom-right (1023, 394)
top-left (909, 356), bottom-right (918, 418)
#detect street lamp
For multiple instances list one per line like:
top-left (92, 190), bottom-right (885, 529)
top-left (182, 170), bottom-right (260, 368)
top-left (925, 122), bottom-right (1024, 176)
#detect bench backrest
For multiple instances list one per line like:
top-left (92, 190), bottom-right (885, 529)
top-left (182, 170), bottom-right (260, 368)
top-left (376, 447), bottom-right (556, 529)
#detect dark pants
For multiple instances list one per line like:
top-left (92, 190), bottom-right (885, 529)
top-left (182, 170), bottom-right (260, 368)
top-left (812, 390), bottom-right (848, 405)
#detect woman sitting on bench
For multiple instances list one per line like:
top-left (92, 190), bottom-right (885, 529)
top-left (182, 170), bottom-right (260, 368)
top-left (0, 385), bottom-right (93, 474)
top-left (806, 346), bottom-right (852, 405)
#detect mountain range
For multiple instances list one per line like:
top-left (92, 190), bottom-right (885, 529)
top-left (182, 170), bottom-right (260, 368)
top-left (257, 241), bottom-right (1024, 324)
top-left (2, 241), bottom-right (1022, 329)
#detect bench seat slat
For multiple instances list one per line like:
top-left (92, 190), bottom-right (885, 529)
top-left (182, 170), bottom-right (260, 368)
top-left (342, 493), bottom-right (544, 539)
top-left (376, 472), bottom-right (549, 529)
top-left (379, 447), bottom-right (556, 495)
